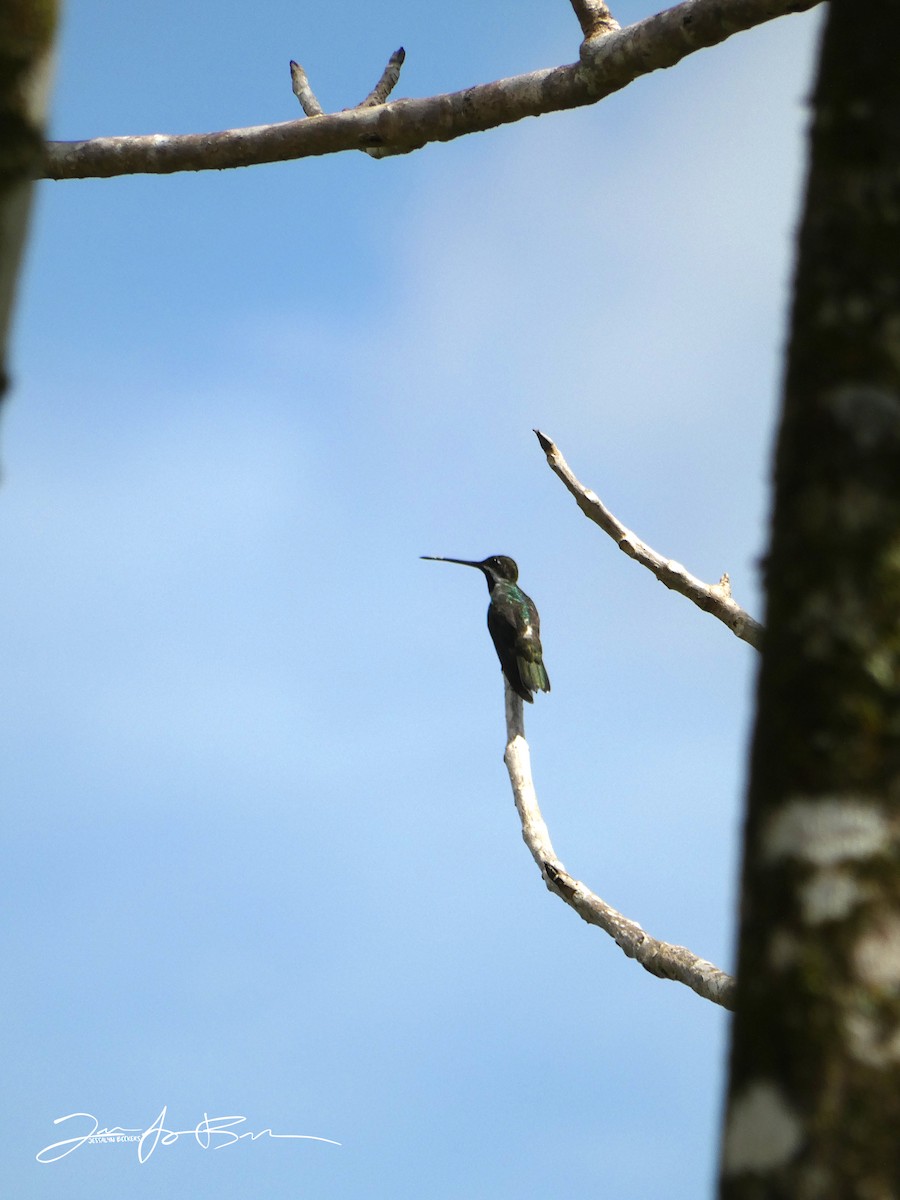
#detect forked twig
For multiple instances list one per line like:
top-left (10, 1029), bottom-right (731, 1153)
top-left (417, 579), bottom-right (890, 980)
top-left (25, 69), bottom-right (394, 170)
top-left (290, 47), bottom-right (407, 157)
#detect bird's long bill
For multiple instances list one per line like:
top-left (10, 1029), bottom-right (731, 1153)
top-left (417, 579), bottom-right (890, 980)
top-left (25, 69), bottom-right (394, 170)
top-left (420, 556), bottom-right (482, 569)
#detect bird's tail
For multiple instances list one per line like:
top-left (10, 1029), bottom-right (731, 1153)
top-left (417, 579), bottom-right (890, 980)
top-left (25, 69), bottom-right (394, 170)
top-left (518, 657), bottom-right (550, 695)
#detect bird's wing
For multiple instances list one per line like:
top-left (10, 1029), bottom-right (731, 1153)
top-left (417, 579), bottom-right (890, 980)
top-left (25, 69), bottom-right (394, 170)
top-left (487, 604), bottom-right (533, 702)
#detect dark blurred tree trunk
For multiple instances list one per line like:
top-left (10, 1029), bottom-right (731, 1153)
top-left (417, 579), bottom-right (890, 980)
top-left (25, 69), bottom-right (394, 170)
top-left (0, 0), bottom-right (57, 404)
top-left (720, 2), bottom-right (900, 1196)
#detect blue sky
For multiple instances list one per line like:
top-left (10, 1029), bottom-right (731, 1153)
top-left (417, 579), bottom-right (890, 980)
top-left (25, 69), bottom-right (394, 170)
top-left (5, 2), bottom-right (822, 1196)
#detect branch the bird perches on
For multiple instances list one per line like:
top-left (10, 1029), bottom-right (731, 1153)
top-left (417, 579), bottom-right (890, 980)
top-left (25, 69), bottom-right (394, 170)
top-left (503, 684), bottom-right (735, 1008)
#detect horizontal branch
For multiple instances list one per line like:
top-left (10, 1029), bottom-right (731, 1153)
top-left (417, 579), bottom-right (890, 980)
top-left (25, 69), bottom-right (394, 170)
top-left (534, 430), bottom-right (763, 649)
top-left (42, 0), bottom-right (820, 180)
top-left (503, 685), bottom-right (735, 1008)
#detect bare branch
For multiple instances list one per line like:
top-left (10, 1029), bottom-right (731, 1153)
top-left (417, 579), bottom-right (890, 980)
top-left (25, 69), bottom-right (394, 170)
top-left (534, 430), bottom-right (763, 649)
top-left (42, 0), bottom-right (820, 180)
top-left (358, 47), bottom-right (406, 108)
top-left (570, 0), bottom-right (621, 40)
top-left (289, 61), bottom-right (325, 118)
top-left (503, 684), bottom-right (735, 1008)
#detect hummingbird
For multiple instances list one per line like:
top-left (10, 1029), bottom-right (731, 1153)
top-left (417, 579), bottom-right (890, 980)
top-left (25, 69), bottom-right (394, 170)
top-left (421, 555), bottom-right (551, 703)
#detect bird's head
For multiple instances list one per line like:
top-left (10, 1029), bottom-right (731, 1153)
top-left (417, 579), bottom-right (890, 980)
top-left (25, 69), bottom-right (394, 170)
top-left (478, 556), bottom-right (519, 585)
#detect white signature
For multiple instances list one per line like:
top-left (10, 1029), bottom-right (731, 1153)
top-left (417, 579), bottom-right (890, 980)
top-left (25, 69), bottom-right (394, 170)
top-left (37, 1107), bottom-right (341, 1164)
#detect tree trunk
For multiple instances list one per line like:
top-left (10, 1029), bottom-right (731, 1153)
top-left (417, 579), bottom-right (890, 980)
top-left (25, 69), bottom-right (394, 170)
top-left (0, 0), bottom-right (57, 403)
top-left (720, 2), bottom-right (900, 1196)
